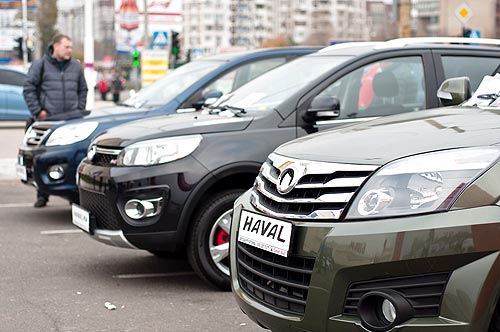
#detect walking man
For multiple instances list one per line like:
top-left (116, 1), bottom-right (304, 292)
top-left (23, 34), bottom-right (88, 208)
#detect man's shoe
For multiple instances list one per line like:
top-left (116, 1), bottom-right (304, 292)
top-left (34, 199), bottom-right (47, 208)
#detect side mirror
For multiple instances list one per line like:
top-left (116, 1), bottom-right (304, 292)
top-left (437, 77), bottom-right (471, 106)
top-left (128, 89), bottom-right (137, 98)
top-left (304, 96), bottom-right (340, 121)
top-left (193, 90), bottom-right (223, 109)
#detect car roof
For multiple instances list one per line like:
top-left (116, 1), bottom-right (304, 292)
top-left (195, 46), bottom-right (322, 62)
top-left (316, 37), bottom-right (500, 57)
top-left (0, 65), bottom-right (26, 74)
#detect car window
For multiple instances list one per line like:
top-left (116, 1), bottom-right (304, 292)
top-left (203, 57), bottom-right (287, 95)
top-left (441, 56), bottom-right (499, 91)
top-left (123, 59), bottom-right (224, 108)
top-left (0, 70), bottom-right (26, 86)
top-left (216, 55), bottom-right (351, 111)
top-left (317, 56), bottom-right (426, 118)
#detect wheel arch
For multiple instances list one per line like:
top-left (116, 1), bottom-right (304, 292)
top-left (178, 161), bottom-right (262, 243)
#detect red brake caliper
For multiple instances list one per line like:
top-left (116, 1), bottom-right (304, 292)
top-left (215, 228), bottom-right (229, 246)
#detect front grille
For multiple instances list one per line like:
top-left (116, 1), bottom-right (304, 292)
top-left (251, 153), bottom-right (377, 220)
top-left (89, 146), bottom-right (121, 166)
top-left (80, 189), bottom-right (120, 230)
top-left (343, 272), bottom-right (450, 317)
top-left (24, 122), bottom-right (56, 146)
top-left (237, 242), bottom-right (315, 315)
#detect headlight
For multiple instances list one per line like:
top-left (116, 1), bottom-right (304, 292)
top-left (346, 147), bottom-right (500, 219)
top-left (45, 122), bottom-right (98, 146)
top-left (118, 135), bottom-right (202, 166)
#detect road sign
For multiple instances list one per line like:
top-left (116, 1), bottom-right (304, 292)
top-left (141, 49), bottom-right (168, 87)
top-left (467, 29), bottom-right (481, 38)
top-left (454, 2), bottom-right (473, 25)
top-left (152, 31), bottom-right (168, 47)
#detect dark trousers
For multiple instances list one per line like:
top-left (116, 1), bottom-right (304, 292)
top-left (100, 92), bottom-right (107, 101)
top-left (37, 190), bottom-right (49, 201)
top-left (113, 93), bottom-right (120, 103)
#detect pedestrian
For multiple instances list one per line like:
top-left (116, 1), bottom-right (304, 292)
top-left (110, 69), bottom-right (124, 104)
top-left (98, 73), bottom-right (109, 101)
top-left (23, 33), bottom-right (88, 208)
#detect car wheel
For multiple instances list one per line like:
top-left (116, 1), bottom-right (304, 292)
top-left (490, 302), bottom-right (500, 332)
top-left (187, 189), bottom-right (244, 291)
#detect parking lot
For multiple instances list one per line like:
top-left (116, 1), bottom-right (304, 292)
top-left (0, 126), bottom-right (262, 332)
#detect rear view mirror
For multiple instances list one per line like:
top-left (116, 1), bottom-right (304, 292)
top-left (304, 96), bottom-right (340, 121)
top-left (437, 77), bottom-right (471, 106)
top-left (193, 90), bottom-right (223, 109)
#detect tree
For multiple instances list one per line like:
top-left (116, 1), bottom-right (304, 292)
top-left (37, 0), bottom-right (58, 56)
top-left (261, 35), bottom-right (296, 48)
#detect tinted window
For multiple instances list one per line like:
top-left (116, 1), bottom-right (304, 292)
top-left (0, 69), bottom-right (26, 86)
top-left (203, 57), bottom-right (287, 95)
top-left (441, 56), bottom-right (499, 91)
top-left (317, 56), bottom-right (426, 118)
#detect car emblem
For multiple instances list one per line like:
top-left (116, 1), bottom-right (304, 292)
top-left (277, 167), bottom-right (299, 195)
top-left (87, 144), bottom-right (97, 161)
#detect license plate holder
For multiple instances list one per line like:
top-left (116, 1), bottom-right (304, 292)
top-left (15, 163), bottom-right (27, 181)
top-left (72, 204), bottom-right (92, 234)
top-left (237, 210), bottom-right (293, 257)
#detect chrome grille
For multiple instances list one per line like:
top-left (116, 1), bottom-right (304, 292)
top-left (251, 153), bottom-right (377, 220)
top-left (237, 242), bottom-right (315, 315)
top-left (24, 122), bottom-right (57, 146)
top-left (90, 146), bottom-right (122, 166)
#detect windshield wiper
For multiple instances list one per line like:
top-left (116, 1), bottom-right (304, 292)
top-left (208, 104), bottom-right (246, 117)
top-left (477, 92), bottom-right (500, 105)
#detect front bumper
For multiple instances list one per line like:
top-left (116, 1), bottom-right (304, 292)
top-left (18, 142), bottom-right (87, 201)
top-left (230, 190), bottom-right (500, 332)
top-left (77, 156), bottom-right (209, 252)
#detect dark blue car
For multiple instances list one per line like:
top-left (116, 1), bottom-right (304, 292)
top-left (16, 47), bottom-right (320, 202)
top-left (0, 66), bottom-right (30, 121)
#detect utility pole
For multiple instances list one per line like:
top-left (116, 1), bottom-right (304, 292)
top-left (84, 0), bottom-right (95, 110)
top-left (21, 0), bottom-right (28, 68)
top-left (143, 0), bottom-right (150, 48)
top-left (398, 0), bottom-right (412, 38)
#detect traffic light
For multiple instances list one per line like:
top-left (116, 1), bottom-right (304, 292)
top-left (132, 51), bottom-right (140, 67)
top-left (171, 31), bottom-right (180, 61)
top-left (13, 37), bottom-right (23, 59)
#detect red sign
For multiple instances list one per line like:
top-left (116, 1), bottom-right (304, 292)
top-left (119, 0), bottom-right (140, 31)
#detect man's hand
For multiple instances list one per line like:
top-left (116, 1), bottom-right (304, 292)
top-left (37, 110), bottom-right (49, 120)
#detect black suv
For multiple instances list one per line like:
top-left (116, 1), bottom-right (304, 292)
top-left (73, 38), bottom-right (500, 290)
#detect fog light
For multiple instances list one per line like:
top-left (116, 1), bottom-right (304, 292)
top-left (381, 299), bottom-right (396, 323)
top-left (48, 165), bottom-right (65, 180)
top-left (358, 290), bottom-right (413, 332)
top-left (124, 197), bottom-right (163, 220)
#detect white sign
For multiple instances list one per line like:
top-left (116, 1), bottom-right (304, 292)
top-left (72, 204), bottom-right (90, 233)
top-left (454, 2), bottom-right (473, 25)
top-left (141, 49), bottom-right (169, 86)
top-left (238, 210), bottom-right (292, 257)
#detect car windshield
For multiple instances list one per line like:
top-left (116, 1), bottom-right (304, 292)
top-left (213, 55), bottom-right (352, 111)
top-left (123, 60), bottom-right (225, 108)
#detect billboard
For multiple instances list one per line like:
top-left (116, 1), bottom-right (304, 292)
top-left (115, 0), bottom-right (182, 54)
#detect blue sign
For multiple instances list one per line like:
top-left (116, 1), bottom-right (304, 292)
top-left (467, 30), bottom-right (481, 38)
top-left (152, 31), bottom-right (168, 47)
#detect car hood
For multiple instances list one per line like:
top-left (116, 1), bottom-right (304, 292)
top-left (95, 112), bottom-right (253, 147)
top-left (82, 105), bottom-right (150, 121)
top-left (276, 106), bottom-right (500, 165)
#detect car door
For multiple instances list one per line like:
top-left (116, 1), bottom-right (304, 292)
top-left (296, 50), bottom-right (436, 134)
top-left (0, 69), bottom-right (28, 120)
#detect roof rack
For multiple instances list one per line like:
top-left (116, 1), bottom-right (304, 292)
top-left (319, 41), bottom-right (381, 53)
top-left (376, 37), bottom-right (500, 49)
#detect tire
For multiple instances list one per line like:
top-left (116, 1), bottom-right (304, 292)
top-left (187, 189), bottom-right (244, 291)
top-left (490, 301), bottom-right (500, 332)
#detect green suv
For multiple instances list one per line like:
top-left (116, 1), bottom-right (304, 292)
top-left (230, 76), bottom-right (500, 332)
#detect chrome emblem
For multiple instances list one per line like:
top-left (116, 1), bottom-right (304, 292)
top-left (87, 144), bottom-right (97, 161)
top-left (277, 167), bottom-right (299, 195)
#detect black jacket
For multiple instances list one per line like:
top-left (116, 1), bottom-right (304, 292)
top-left (23, 44), bottom-right (88, 118)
